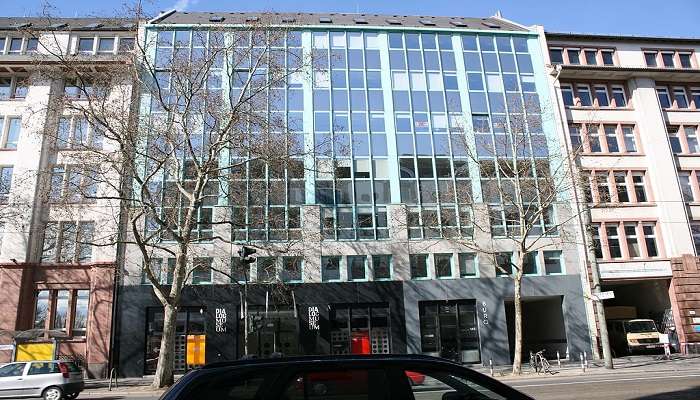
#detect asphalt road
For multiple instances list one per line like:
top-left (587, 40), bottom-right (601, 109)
top-left (71, 370), bottom-right (700, 400)
top-left (511, 370), bottom-right (700, 400)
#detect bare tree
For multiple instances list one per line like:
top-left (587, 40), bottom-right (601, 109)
top-left (26, 9), bottom-right (313, 387)
top-left (398, 95), bottom-right (590, 374)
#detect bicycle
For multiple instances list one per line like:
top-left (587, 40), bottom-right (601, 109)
top-left (529, 349), bottom-right (555, 374)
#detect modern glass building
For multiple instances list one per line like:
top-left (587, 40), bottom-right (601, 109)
top-left (115, 11), bottom-right (592, 376)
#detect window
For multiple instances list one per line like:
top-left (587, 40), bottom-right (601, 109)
top-left (3, 117), bottom-right (21, 149)
top-left (679, 53), bottom-right (693, 69)
top-left (592, 225), bottom-right (603, 258)
top-left (643, 223), bottom-right (659, 257)
top-left (0, 166), bottom-right (12, 203)
top-left (543, 251), bottom-right (563, 274)
top-left (604, 125), bottom-right (619, 152)
top-left (8, 38), bottom-right (23, 54)
top-left (41, 221), bottom-right (94, 263)
top-left (256, 257), bottom-right (276, 282)
top-left (97, 37), bottom-right (115, 53)
top-left (72, 290), bottom-right (89, 337)
top-left (567, 48), bottom-right (580, 65)
top-left (372, 255), bottom-right (392, 280)
top-left (459, 253), bottom-right (477, 277)
top-left (673, 87), bottom-right (689, 108)
top-left (587, 124), bottom-right (601, 153)
top-left (594, 86), bottom-right (609, 107)
top-left (0, 363), bottom-right (26, 378)
top-left (78, 37), bottom-right (94, 53)
top-left (522, 252), bottom-right (538, 275)
top-left (668, 126), bottom-right (682, 154)
top-left (348, 255), bottom-right (367, 281)
top-left (577, 85), bottom-right (592, 106)
top-left (644, 51), bottom-right (658, 67)
top-left (569, 124), bottom-right (582, 149)
top-left (435, 254), bottom-right (453, 278)
top-left (560, 84), bottom-right (574, 106)
top-left (614, 172), bottom-right (629, 202)
top-left (410, 254), bottom-right (428, 279)
top-left (624, 224), bottom-right (641, 258)
top-left (601, 50), bottom-right (615, 66)
top-left (33, 290), bottom-right (49, 329)
top-left (56, 117), bottom-right (104, 149)
top-left (549, 48), bottom-right (563, 64)
top-left (679, 172), bottom-right (694, 201)
top-left (118, 37), bottom-right (135, 53)
top-left (686, 126), bottom-right (699, 153)
top-left (322, 256), bottom-right (341, 281)
top-left (622, 125), bottom-right (637, 152)
top-left (692, 223), bottom-right (700, 254)
top-left (27, 362), bottom-right (59, 375)
top-left (606, 224), bottom-right (622, 258)
top-left (632, 172), bottom-right (647, 202)
top-left (657, 87), bottom-right (671, 108)
top-left (661, 52), bottom-right (675, 68)
top-left (53, 290), bottom-right (69, 331)
top-left (584, 49), bottom-right (597, 65)
top-left (611, 86), bottom-right (626, 107)
top-left (282, 257), bottom-right (302, 282)
top-left (283, 370), bottom-right (388, 400)
top-left (495, 252), bottom-right (512, 276)
top-left (192, 258), bottom-right (212, 284)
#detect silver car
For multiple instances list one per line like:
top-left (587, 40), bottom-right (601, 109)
top-left (0, 360), bottom-right (84, 399)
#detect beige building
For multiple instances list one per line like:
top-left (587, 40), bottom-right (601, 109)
top-left (0, 17), bottom-right (135, 377)
top-left (540, 29), bottom-right (700, 353)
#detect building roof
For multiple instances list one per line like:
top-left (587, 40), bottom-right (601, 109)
top-left (546, 31), bottom-right (700, 45)
top-left (0, 17), bottom-right (136, 32)
top-left (151, 11), bottom-right (528, 32)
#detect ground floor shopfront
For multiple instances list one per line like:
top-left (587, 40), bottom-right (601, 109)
top-left (114, 276), bottom-right (591, 377)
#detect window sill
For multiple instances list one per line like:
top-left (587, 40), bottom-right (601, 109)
top-left (0, 148), bottom-right (17, 151)
top-left (662, 108), bottom-right (699, 112)
top-left (596, 257), bottom-right (669, 263)
top-left (566, 105), bottom-right (633, 111)
top-left (590, 202), bottom-right (657, 208)
top-left (580, 152), bottom-right (645, 157)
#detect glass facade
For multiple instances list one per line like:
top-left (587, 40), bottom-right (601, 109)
top-left (142, 26), bottom-right (556, 245)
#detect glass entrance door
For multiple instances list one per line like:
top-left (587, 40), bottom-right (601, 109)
top-left (419, 300), bottom-right (481, 363)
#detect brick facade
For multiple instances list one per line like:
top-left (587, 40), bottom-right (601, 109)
top-left (670, 255), bottom-right (700, 353)
top-left (0, 262), bottom-right (116, 378)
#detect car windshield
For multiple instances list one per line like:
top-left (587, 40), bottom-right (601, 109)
top-left (625, 320), bottom-right (657, 333)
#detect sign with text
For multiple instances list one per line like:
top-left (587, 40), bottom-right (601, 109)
top-left (596, 291), bottom-right (615, 300)
top-left (215, 308), bottom-right (227, 333)
top-left (308, 306), bottom-right (320, 330)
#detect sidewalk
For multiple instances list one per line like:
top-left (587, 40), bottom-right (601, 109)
top-left (81, 355), bottom-right (700, 395)
top-left (473, 354), bottom-right (700, 381)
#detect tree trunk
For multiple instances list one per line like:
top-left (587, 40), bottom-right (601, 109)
top-left (151, 303), bottom-right (176, 388)
top-left (512, 276), bottom-right (523, 375)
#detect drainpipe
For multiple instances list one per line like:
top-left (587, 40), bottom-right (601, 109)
top-left (549, 64), bottom-right (613, 369)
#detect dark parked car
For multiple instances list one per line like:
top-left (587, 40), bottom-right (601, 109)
top-left (159, 354), bottom-right (534, 400)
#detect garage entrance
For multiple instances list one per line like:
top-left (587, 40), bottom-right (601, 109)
top-left (505, 296), bottom-right (568, 362)
top-left (601, 279), bottom-right (672, 328)
top-left (601, 279), bottom-right (676, 354)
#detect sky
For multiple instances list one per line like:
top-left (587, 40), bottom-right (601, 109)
top-left (4, 0), bottom-right (699, 38)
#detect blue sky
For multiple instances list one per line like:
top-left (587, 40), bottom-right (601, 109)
top-left (5, 0), bottom-right (699, 38)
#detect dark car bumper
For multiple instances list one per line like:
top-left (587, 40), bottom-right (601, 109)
top-left (59, 382), bottom-right (85, 393)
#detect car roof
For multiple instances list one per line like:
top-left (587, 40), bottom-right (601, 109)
top-left (202, 354), bottom-right (462, 370)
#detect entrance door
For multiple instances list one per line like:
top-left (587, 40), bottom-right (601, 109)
top-left (438, 303), bottom-right (459, 361)
top-left (419, 300), bottom-right (481, 363)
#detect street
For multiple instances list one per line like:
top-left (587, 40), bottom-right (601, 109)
top-left (71, 370), bottom-right (700, 400)
top-left (513, 370), bottom-right (700, 399)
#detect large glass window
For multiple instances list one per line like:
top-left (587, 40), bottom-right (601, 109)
top-left (33, 290), bottom-right (49, 329)
top-left (348, 255), bottom-right (367, 281)
top-left (72, 290), bottom-right (89, 337)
